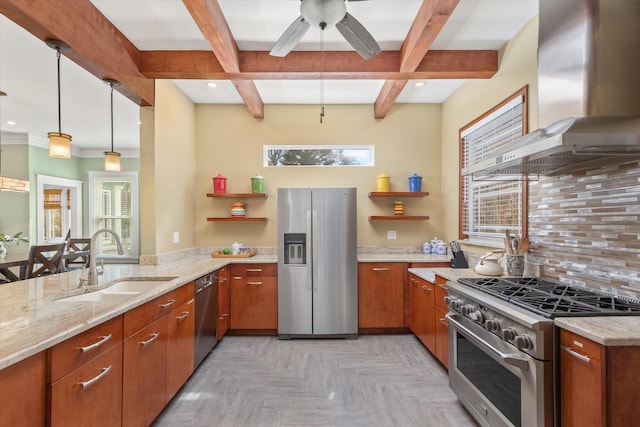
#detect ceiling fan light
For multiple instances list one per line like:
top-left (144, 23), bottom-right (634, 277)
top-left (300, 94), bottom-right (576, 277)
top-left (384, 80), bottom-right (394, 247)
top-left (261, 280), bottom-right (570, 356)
top-left (104, 151), bottom-right (121, 172)
top-left (48, 132), bottom-right (72, 158)
top-left (301, 0), bottom-right (346, 29)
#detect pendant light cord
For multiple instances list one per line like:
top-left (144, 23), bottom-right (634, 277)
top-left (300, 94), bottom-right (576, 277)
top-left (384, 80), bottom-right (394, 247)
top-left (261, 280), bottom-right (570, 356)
top-left (320, 22), bottom-right (326, 124)
top-left (110, 83), bottom-right (114, 152)
top-left (56, 49), bottom-right (62, 135)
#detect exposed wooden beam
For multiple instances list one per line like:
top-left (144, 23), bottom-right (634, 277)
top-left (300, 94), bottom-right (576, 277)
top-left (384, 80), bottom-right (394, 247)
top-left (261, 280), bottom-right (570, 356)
top-left (183, 0), bottom-right (264, 118)
top-left (374, 0), bottom-right (460, 119)
top-left (0, 0), bottom-right (154, 106)
top-left (139, 50), bottom-right (497, 80)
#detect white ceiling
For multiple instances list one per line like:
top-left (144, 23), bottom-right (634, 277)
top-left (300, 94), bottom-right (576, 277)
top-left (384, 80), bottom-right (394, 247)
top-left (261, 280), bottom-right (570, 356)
top-left (0, 0), bottom-right (538, 154)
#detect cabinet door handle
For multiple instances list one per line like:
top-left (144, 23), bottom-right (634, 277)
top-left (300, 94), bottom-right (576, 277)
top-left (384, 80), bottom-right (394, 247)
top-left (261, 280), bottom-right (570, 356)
top-left (247, 281), bottom-right (263, 286)
top-left (77, 334), bottom-right (112, 353)
top-left (233, 276), bottom-right (242, 280)
top-left (139, 333), bottom-right (160, 346)
top-left (439, 318), bottom-right (448, 327)
top-left (422, 285), bottom-right (432, 293)
top-left (176, 311), bottom-right (191, 321)
top-left (159, 299), bottom-right (176, 308)
top-left (561, 345), bottom-right (591, 363)
top-left (246, 268), bottom-right (262, 272)
top-left (78, 365), bottom-right (112, 389)
top-left (438, 284), bottom-right (448, 290)
top-left (372, 268), bottom-right (389, 271)
top-left (223, 313), bottom-right (228, 318)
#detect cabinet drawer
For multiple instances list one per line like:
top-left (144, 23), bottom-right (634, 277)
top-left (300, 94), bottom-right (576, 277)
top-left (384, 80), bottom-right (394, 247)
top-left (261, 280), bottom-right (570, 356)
top-left (434, 276), bottom-right (448, 311)
top-left (230, 263), bottom-right (276, 277)
top-left (49, 343), bottom-right (123, 427)
top-left (49, 316), bottom-right (123, 382)
top-left (124, 283), bottom-right (193, 338)
top-left (560, 329), bottom-right (603, 363)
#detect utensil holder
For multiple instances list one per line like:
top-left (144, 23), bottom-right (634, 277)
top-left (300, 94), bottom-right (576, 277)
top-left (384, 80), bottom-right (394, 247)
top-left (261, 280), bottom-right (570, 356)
top-left (506, 254), bottom-right (525, 276)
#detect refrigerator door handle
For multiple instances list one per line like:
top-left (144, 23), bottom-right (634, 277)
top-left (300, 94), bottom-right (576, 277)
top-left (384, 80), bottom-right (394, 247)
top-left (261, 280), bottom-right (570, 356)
top-left (307, 210), bottom-right (314, 291)
top-left (311, 209), bottom-right (318, 291)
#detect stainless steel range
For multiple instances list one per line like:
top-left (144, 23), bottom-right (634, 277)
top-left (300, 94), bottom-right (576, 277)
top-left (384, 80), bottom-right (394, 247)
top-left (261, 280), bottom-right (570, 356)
top-left (446, 277), bottom-right (640, 427)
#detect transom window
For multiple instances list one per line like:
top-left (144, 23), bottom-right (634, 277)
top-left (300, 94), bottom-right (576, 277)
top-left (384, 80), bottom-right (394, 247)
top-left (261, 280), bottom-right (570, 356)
top-left (459, 86), bottom-right (528, 241)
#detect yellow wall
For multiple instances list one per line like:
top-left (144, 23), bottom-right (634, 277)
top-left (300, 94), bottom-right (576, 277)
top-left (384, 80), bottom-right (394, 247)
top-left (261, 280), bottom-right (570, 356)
top-left (441, 16), bottom-right (539, 244)
top-left (140, 80), bottom-right (197, 255)
top-left (194, 103), bottom-right (443, 249)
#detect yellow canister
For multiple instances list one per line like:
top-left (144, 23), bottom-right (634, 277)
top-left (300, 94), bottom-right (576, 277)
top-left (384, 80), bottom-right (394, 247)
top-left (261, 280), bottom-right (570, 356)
top-left (376, 173), bottom-right (390, 192)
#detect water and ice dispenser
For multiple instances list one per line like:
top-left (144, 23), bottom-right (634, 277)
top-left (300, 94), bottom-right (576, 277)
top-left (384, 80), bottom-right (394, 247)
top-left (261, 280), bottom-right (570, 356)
top-left (284, 233), bottom-right (306, 265)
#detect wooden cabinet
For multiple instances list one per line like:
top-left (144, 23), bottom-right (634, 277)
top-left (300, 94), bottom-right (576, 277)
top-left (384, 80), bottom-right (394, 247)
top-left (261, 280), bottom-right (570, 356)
top-left (408, 272), bottom-right (449, 368)
top-left (358, 263), bottom-right (407, 330)
top-left (0, 352), bottom-right (46, 427)
top-left (122, 282), bottom-right (194, 427)
top-left (559, 329), bottom-right (640, 426)
top-left (368, 192), bottom-right (429, 221)
top-left (167, 298), bottom-right (195, 400)
top-left (409, 273), bottom-right (436, 353)
top-left (230, 264), bottom-right (278, 331)
top-left (49, 344), bottom-right (123, 427)
top-left (123, 316), bottom-right (168, 427)
top-left (48, 315), bottom-right (123, 427)
top-left (433, 275), bottom-right (449, 369)
top-left (218, 266), bottom-right (230, 339)
top-left (206, 192), bottom-right (268, 222)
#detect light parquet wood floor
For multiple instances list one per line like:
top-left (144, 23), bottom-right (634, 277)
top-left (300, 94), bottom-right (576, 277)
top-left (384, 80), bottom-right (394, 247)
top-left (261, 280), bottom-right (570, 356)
top-left (153, 335), bottom-right (478, 427)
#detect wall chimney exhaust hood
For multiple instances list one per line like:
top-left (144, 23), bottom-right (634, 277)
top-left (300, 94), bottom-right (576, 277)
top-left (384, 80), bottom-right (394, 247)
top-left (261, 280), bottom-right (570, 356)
top-left (464, 0), bottom-right (640, 176)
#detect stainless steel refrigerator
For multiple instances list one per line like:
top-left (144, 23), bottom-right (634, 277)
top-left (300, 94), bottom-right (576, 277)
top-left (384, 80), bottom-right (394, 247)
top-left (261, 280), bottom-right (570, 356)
top-left (277, 187), bottom-right (358, 338)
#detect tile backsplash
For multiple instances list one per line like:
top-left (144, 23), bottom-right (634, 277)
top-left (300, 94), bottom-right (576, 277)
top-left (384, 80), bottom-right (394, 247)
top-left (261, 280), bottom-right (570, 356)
top-left (528, 160), bottom-right (640, 294)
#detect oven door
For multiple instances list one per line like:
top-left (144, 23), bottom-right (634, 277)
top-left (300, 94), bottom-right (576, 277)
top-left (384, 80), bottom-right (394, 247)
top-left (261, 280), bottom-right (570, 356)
top-left (446, 313), bottom-right (552, 427)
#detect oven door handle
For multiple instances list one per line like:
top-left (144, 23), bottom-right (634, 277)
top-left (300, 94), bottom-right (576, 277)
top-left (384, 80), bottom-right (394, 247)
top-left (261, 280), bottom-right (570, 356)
top-left (447, 313), bottom-right (530, 371)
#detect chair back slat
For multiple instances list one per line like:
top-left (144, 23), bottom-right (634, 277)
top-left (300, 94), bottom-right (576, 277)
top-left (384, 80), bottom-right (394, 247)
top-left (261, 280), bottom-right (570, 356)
top-left (65, 238), bottom-right (91, 269)
top-left (24, 243), bottom-right (67, 279)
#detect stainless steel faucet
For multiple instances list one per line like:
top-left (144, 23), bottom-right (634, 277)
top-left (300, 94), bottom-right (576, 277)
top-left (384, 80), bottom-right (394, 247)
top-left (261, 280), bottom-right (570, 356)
top-left (81, 228), bottom-right (126, 287)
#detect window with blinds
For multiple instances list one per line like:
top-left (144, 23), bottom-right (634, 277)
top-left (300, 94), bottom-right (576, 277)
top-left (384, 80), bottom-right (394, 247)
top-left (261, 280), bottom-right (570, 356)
top-left (460, 87), bottom-right (528, 240)
top-left (88, 171), bottom-right (139, 259)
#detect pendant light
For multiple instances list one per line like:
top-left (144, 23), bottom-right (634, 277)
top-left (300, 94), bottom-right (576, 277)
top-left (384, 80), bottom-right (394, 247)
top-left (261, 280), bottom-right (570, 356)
top-left (45, 39), bottom-right (72, 158)
top-left (103, 79), bottom-right (121, 172)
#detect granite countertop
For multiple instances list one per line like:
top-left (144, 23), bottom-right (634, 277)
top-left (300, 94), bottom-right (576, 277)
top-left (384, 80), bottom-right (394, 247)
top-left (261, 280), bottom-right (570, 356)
top-left (0, 254), bottom-right (276, 370)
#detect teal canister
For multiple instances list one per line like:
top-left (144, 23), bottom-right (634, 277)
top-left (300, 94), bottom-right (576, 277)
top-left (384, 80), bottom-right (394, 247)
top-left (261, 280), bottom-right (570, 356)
top-left (251, 175), bottom-right (264, 194)
top-left (408, 173), bottom-right (422, 192)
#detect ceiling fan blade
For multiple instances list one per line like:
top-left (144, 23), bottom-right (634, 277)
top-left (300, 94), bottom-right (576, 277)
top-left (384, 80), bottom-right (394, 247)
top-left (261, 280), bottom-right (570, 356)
top-left (270, 16), bottom-right (311, 57)
top-left (335, 12), bottom-right (381, 60)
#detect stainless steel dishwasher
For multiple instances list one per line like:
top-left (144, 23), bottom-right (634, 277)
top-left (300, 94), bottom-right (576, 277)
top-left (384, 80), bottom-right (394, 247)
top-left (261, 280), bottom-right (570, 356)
top-left (194, 271), bottom-right (218, 369)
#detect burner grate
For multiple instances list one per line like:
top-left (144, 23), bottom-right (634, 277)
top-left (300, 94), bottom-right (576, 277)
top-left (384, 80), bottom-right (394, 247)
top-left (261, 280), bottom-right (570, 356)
top-left (457, 277), bottom-right (640, 318)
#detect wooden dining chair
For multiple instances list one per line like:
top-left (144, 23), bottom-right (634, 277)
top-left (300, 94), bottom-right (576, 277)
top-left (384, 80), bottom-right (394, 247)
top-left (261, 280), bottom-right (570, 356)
top-left (65, 238), bottom-right (91, 270)
top-left (21, 243), bottom-right (67, 279)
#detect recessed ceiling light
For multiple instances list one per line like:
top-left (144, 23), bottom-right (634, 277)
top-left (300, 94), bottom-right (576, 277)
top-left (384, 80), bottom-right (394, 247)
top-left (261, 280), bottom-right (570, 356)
top-left (207, 82), bottom-right (217, 88)
top-left (415, 82), bottom-right (425, 87)
top-left (6, 120), bottom-right (16, 126)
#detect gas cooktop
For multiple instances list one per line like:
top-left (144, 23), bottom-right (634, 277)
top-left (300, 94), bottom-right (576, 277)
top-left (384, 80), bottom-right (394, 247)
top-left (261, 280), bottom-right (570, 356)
top-left (457, 277), bottom-right (640, 318)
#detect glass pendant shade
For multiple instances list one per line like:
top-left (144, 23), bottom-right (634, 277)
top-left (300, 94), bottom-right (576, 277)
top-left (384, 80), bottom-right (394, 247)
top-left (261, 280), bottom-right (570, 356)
top-left (48, 132), bottom-right (72, 158)
top-left (104, 151), bottom-right (121, 171)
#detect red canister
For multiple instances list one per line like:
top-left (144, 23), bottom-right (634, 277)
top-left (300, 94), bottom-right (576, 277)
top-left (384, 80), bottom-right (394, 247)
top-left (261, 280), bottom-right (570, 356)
top-left (213, 174), bottom-right (227, 193)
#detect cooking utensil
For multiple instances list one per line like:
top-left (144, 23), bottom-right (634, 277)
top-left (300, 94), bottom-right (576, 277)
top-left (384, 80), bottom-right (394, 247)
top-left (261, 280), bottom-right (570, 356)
top-left (518, 237), bottom-right (531, 254)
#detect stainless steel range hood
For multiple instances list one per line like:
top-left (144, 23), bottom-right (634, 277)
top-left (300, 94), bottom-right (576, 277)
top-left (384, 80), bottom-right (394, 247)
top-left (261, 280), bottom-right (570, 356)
top-left (464, 0), bottom-right (640, 176)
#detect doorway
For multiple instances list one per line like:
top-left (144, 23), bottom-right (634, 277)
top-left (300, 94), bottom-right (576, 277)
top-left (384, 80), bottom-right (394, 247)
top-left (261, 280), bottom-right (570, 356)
top-left (36, 174), bottom-right (82, 244)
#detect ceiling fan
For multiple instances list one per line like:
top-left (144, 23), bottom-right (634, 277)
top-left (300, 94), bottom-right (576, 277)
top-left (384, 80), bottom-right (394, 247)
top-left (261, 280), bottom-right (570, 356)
top-left (270, 0), bottom-right (382, 60)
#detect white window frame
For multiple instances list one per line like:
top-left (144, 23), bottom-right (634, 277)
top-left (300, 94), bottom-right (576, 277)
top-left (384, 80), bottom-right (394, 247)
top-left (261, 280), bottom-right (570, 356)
top-left (459, 87), bottom-right (528, 245)
top-left (88, 171), bottom-right (139, 261)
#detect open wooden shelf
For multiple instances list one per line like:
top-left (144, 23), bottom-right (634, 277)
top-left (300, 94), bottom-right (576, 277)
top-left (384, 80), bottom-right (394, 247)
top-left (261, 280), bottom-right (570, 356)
top-left (369, 192), bottom-right (429, 197)
top-left (207, 193), bottom-right (267, 198)
top-left (207, 217), bottom-right (268, 222)
top-left (369, 215), bottom-right (430, 221)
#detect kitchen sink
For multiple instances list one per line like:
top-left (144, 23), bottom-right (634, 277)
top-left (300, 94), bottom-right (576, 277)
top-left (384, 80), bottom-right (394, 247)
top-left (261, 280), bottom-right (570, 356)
top-left (58, 291), bottom-right (139, 303)
top-left (105, 278), bottom-right (176, 293)
top-left (56, 276), bottom-right (178, 303)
